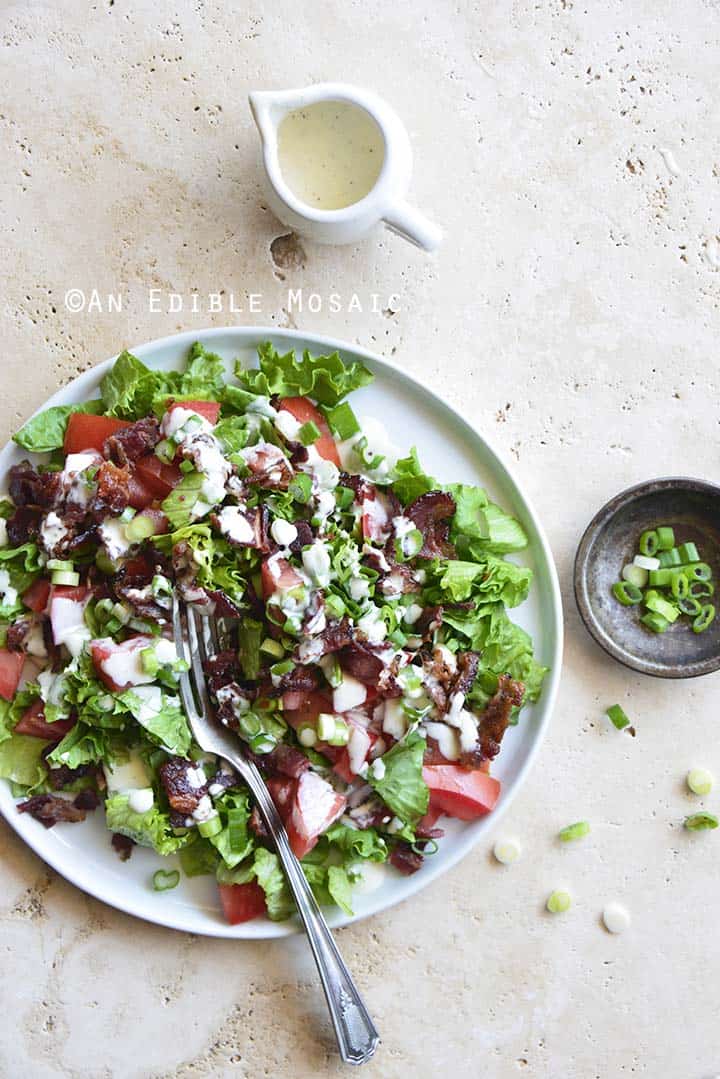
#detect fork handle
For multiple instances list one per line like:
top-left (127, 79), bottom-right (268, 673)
top-left (229, 753), bottom-right (380, 1066)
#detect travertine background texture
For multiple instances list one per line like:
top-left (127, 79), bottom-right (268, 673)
top-left (2, 2), bottom-right (720, 1076)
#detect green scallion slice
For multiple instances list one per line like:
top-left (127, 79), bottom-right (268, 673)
top-left (644, 590), bottom-right (679, 623)
top-left (670, 571), bottom-right (689, 600)
top-left (677, 595), bottom-right (702, 617)
top-left (641, 610), bottom-right (670, 633)
top-left (606, 704), bottom-right (630, 730)
top-left (684, 562), bottom-right (712, 583)
top-left (546, 890), bottom-right (572, 913)
top-left (612, 581), bottom-right (642, 606)
top-left (639, 530), bottom-right (659, 557)
top-left (335, 486), bottom-right (355, 510)
top-left (693, 604), bottom-right (715, 634)
top-left (324, 401), bottom-right (360, 440)
top-left (684, 812), bottom-right (719, 832)
top-left (647, 568), bottom-right (672, 588)
top-left (152, 869), bottom-right (180, 891)
top-left (558, 821), bottom-right (590, 842)
top-left (678, 541), bottom-right (699, 564)
top-left (298, 420), bottom-right (321, 446)
top-left (690, 580), bottom-right (714, 599)
top-left (227, 808), bottom-right (247, 851)
top-left (655, 526), bottom-right (675, 550)
top-left (51, 569), bottom-right (80, 586)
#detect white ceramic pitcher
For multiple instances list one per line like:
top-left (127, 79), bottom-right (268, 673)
top-left (248, 83), bottom-right (442, 252)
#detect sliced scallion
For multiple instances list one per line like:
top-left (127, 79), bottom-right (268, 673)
top-left (639, 530), bottom-right (659, 557)
top-left (606, 704), bottom-right (630, 730)
top-left (634, 554), bottom-right (660, 571)
top-left (693, 604), bottom-right (715, 634)
top-left (621, 563), bottom-right (648, 589)
top-left (641, 610), bottom-right (670, 633)
top-left (684, 812), bottom-right (719, 832)
top-left (612, 581), bottom-right (642, 606)
top-left (546, 890), bottom-right (572, 913)
top-left (152, 869), bottom-right (180, 891)
top-left (686, 768), bottom-right (714, 796)
top-left (51, 569), bottom-right (80, 586)
top-left (678, 541), bottom-right (699, 564)
top-left (558, 821), bottom-right (590, 842)
top-left (197, 814), bottom-right (222, 838)
top-left (644, 590), bottom-right (679, 623)
top-left (655, 526), bottom-right (675, 550)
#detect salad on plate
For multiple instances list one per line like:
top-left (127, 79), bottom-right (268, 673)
top-left (0, 341), bottom-right (547, 924)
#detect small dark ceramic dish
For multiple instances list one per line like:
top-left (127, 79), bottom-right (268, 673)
top-left (574, 478), bottom-right (720, 678)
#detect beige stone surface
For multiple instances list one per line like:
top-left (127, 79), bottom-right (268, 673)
top-left (2, 1), bottom-right (720, 1076)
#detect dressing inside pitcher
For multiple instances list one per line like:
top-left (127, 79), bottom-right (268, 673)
top-left (249, 83), bottom-right (441, 251)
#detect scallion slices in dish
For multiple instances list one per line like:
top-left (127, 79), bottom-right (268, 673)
top-left (0, 341), bottom-right (547, 923)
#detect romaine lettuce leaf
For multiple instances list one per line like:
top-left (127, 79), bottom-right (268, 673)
top-left (207, 788), bottom-right (254, 868)
top-left (104, 793), bottom-right (190, 855)
top-left (252, 847), bottom-right (293, 920)
top-left (235, 342), bottom-right (373, 406)
top-left (14, 401), bottom-right (105, 453)
top-left (45, 723), bottom-right (116, 769)
top-left (117, 687), bottom-right (191, 756)
top-left (0, 731), bottom-right (48, 789)
top-left (101, 351), bottom-right (159, 419)
top-left (439, 556), bottom-right (531, 607)
top-left (179, 342), bottom-right (226, 397)
top-left (391, 448), bottom-right (435, 505)
top-left (368, 732), bottom-right (428, 824)
top-left (160, 472), bottom-right (205, 529)
top-left (0, 542), bottom-right (44, 598)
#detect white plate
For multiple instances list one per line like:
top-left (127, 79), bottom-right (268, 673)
top-left (0, 327), bottom-right (562, 938)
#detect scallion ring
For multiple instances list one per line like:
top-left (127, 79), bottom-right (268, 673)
top-left (693, 604), bottom-right (715, 634)
top-left (639, 530), bottom-right (659, 557)
top-left (152, 869), bottom-right (180, 891)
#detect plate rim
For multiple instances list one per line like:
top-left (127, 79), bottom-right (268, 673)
top-left (573, 475), bottom-right (720, 679)
top-left (1, 325), bottom-right (563, 937)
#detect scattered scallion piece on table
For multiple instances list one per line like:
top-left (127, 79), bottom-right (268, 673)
top-left (546, 890), bottom-right (572, 913)
top-left (684, 812), bottom-right (719, 832)
top-left (686, 768), bottom-right (714, 796)
top-left (606, 704), bottom-right (630, 730)
top-left (558, 821), bottom-right (590, 842)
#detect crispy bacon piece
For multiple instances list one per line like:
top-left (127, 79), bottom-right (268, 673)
top-left (205, 589), bottom-right (243, 619)
top-left (159, 757), bottom-right (207, 815)
top-left (295, 616), bottom-right (354, 666)
top-left (111, 832), bottom-right (135, 861)
top-left (348, 797), bottom-right (388, 830)
top-left (9, 461), bottom-right (60, 509)
top-left (406, 491), bottom-right (456, 559)
top-left (172, 541), bottom-right (209, 606)
top-left (73, 789), bottom-right (101, 811)
top-left (287, 520), bottom-right (314, 554)
top-left (453, 651), bottom-right (480, 698)
top-left (6, 618), bottom-right (31, 652)
top-left (274, 664), bottom-right (319, 695)
top-left (473, 674), bottom-right (525, 762)
top-left (89, 461), bottom-right (132, 518)
top-left (249, 805), bottom-right (269, 838)
top-left (212, 505), bottom-right (270, 552)
top-left (244, 442), bottom-right (294, 490)
top-left (204, 651), bottom-right (243, 695)
top-left (264, 743), bottom-right (311, 779)
top-left (389, 842), bottom-right (424, 875)
top-left (7, 505), bottom-right (43, 545)
top-left (45, 760), bottom-right (97, 791)
top-left (17, 793), bottom-right (87, 828)
top-left (103, 417), bottom-right (160, 465)
top-left (337, 641), bottom-right (384, 685)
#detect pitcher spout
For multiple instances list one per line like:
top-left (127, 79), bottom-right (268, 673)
top-left (248, 88), bottom-right (304, 144)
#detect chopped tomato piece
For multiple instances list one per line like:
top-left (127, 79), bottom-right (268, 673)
top-left (64, 413), bottom-right (127, 455)
top-left (286, 770), bottom-right (346, 859)
top-left (167, 400), bottom-right (220, 425)
top-left (416, 804), bottom-right (443, 833)
top-left (127, 471), bottom-right (157, 510)
top-left (49, 587), bottom-right (90, 653)
top-left (361, 490), bottom-right (392, 543)
top-left (277, 396), bottom-right (341, 466)
top-left (282, 689), bottom-right (332, 730)
top-left (266, 776), bottom-right (296, 818)
top-left (261, 556), bottom-right (303, 601)
top-left (218, 881), bottom-right (267, 924)
top-left (422, 765), bottom-right (501, 821)
top-left (0, 649), bottom-right (25, 701)
top-left (134, 456), bottom-right (183, 499)
top-left (22, 578), bottom-right (51, 614)
top-left (331, 722), bottom-right (377, 782)
top-left (14, 699), bottom-right (75, 741)
top-left (90, 635), bottom-right (156, 691)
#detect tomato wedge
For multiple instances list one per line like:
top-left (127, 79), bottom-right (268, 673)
top-left (261, 556), bottom-right (303, 601)
top-left (218, 881), bottom-right (267, 924)
top-left (167, 400), bottom-right (220, 425)
top-left (422, 765), bottom-right (501, 821)
top-left (64, 413), bottom-right (127, 454)
top-left (127, 471), bottom-right (157, 510)
top-left (134, 456), bottom-right (183, 499)
top-left (277, 396), bottom-right (341, 466)
top-left (286, 770), bottom-right (346, 859)
top-left (14, 699), bottom-right (76, 741)
top-left (281, 689), bottom-right (332, 730)
top-left (22, 578), bottom-right (51, 614)
top-left (0, 649), bottom-right (25, 701)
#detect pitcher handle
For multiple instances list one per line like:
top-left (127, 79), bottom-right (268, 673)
top-left (382, 201), bottom-right (442, 252)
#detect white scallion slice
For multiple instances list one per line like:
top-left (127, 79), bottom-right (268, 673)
top-left (493, 838), bottom-right (522, 865)
top-left (621, 563), bottom-right (648, 588)
top-left (686, 767), bottom-right (714, 796)
top-left (633, 554), bottom-right (660, 571)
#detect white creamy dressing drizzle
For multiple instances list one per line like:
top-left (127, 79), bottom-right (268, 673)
top-left (160, 406), bottom-right (230, 519)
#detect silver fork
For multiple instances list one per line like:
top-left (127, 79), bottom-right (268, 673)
top-left (171, 596), bottom-right (380, 1066)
